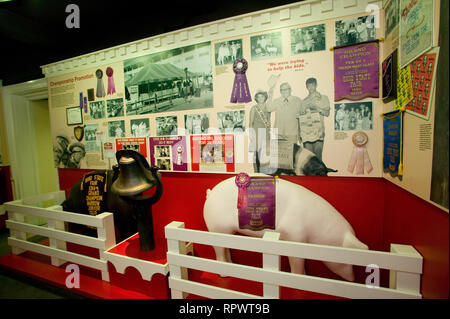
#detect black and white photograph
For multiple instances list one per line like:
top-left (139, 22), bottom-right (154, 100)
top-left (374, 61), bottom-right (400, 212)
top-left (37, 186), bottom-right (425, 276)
top-left (155, 145), bottom-right (171, 158)
top-left (217, 110), bottom-right (245, 133)
top-left (214, 39), bottom-right (243, 65)
top-left (122, 144), bottom-right (140, 152)
top-left (290, 24), bottom-right (326, 54)
top-left (108, 120), bottom-right (125, 138)
top-left (385, 0), bottom-right (399, 37)
top-left (130, 118), bottom-right (150, 137)
top-left (335, 15), bottom-right (376, 47)
top-left (250, 32), bottom-right (283, 60)
top-left (156, 158), bottom-right (172, 171)
top-left (124, 41), bottom-right (213, 116)
top-left (156, 116), bottom-right (178, 136)
top-left (84, 123), bottom-right (99, 152)
top-left (89, 101), bottom-right (106, 119)
top-left (334, 102), bottom-right (373, 131)
top-left (184, 113), bottom-right (209, 135)
top-left (107, 98), bottom-right (124, 118)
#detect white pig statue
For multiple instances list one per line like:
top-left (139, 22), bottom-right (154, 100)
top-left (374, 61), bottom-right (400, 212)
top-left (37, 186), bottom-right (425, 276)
top-left (203, 174), bottom-right (368, 281)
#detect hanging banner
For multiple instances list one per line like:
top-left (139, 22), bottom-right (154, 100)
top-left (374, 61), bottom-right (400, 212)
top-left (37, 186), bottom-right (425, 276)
top-left (238, 176), bottom-right (276, 231)
top-left (399, 0), bottom-right (434, 68)
top-left (149, 136), bottom-right (188, 171)
top-left (190, 134), bottom-right (235, 172)
top-left (383, 110), bottom-right (404, 177)
top-left (393, 61), bottom-right (413, 109)
top-left (80, 171), bottom-right (108, 218)
top-left (405, 47), bottom-right (439, 120)
top-left (334, 41), bottom-right (379, 101)
top-left (382, 49), bottom-right (398, 103)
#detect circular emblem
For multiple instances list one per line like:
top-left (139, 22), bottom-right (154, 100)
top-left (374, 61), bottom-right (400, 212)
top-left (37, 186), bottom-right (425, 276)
top-left (95, 69), bottom-right (103, 79)
top-left (235, 172), bottom-right (250, 188)
top-left (106, 67), bottom-right (113, 77)
top-left (352, 131), bottom-right (368, 147)
top-left (233, 58), bottom-right (248, 74)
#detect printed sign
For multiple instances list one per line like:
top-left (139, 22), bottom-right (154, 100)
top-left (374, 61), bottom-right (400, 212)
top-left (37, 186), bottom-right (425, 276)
top-left (238, 176), bottom-right (276, 231)
top-left (81, 172), bottom-right (108, 217)
top-left (149, 136), bottom-right (188, 171)
top-left (190, 134), bottom-right (235, 172)
top-left (334, 41), bottom-right (379, 101)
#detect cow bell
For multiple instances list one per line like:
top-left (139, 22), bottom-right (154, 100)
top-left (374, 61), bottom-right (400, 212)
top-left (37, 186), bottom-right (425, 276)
top-left (111, 155), bottom-right (156, 197)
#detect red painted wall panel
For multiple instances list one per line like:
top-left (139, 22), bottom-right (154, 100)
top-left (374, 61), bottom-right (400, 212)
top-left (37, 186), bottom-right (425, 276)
top-left (58, 168), bottom-right (449, 298)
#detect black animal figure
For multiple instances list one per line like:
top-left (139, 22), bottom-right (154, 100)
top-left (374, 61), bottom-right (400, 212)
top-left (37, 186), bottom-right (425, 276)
top-left (62, 150), bottom-right (162, 245)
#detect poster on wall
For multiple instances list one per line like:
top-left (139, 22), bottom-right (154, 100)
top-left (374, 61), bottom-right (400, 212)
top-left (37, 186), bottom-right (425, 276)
top-left (115, 137), bottom-right (148, 158)
top-left (123, 41), bottom-right (213, 116)
top-left (382, 49), bottom-right (398, 103)
top-left (149, 136), bottom-right (188, 171)
top-left (190, 134), bottom-right (235, 172)
top-left (399, 0), bottom-right (434, 68)
top-left (334, 41), bottom-right (379, 101)
top-left (385, 0), bottom-right (399, 38)
top-left (383, 110), bottom-right (404, 177)
top-left (405, 47), bottom-right (439, 120)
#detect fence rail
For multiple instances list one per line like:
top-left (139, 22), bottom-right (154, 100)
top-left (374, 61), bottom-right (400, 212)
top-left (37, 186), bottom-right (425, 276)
top-left (5, 191), bottom-right (116, 282)
top-left (165, 221), bottom-right (423, 299)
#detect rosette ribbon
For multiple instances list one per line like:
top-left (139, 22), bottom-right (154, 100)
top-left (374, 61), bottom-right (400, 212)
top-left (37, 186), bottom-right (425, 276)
top-left (230, 58), bottom-right (252, 103)
top-left (95, 69), bottom-right (106, 98)
top-left (347, 131), bottom-right (373, 175)
top-left (235, 173), bottom-right (251, 209)
top-left (106, 67), bottom-right (116, 95)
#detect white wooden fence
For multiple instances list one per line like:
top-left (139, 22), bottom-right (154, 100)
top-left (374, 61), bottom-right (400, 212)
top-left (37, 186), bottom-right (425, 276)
top-left (4, 190), bottom-right (116, 282)
top-left (165, 221), bottom-right (423, 299)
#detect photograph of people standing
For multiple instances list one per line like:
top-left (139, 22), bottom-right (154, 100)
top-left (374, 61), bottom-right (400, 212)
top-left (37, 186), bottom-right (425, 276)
top-left (298, 77), bottom-right (330, 160)
top-left (249, 90), bottom-right (272, 173)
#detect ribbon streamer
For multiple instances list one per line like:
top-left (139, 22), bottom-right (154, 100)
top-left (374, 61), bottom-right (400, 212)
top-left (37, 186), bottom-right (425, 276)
top-left (235, 173), bottom-right (251, 209)
top-left (96, 69), bottom-right (106, 98)
top-left (347, 131), bottom-right (373, 175)
top-left (106, 67), bottom-right (116, 95)
top-left (230, 58), bottom-right (252, 103)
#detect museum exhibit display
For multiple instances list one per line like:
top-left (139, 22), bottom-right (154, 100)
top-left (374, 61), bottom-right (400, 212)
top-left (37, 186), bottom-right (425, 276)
top-left (0, 0), bottom-right (448, 300)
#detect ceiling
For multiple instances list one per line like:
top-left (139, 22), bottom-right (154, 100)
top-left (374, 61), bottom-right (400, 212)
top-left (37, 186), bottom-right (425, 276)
top-left (0, 0), bottom-right (301, 86)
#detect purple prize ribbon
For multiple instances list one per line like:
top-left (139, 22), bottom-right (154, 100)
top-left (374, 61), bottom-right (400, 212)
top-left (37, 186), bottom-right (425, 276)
top-left (106, 67), bottom-right (116, 95)
top-left (235, 172), bottom-right (251, 209)
top-left (83, 97), bottom-right (88, 113)
top-left (230, 58), bottom-right (252, 103)
top-left (79, 92), bottom-right (83, 110)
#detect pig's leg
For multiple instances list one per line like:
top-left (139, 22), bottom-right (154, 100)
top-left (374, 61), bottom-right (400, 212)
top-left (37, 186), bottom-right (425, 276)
top-left (288, 257), bottom-right (305, 275)
top-left (212, 246), bottom-right (232, 277)
top-left (324, 232), bottom-right (368, 282)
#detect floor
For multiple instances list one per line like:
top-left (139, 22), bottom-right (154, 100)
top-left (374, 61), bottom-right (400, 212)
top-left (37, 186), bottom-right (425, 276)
top-left (0, 228), bottom-right (85, 299)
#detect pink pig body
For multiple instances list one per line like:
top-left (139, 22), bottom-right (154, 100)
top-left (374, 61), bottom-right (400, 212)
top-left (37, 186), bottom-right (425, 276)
top-left (203, 175), bottom-right (368, 281)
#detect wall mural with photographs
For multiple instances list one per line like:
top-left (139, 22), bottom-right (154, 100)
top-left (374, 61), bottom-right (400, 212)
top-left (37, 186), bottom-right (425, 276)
top-left (46, 9), bottom-right (384, 177)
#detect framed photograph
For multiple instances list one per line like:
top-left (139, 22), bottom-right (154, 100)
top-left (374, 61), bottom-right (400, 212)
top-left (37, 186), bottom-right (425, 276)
top-left (214, 39), bottom-right (243, 66)
top-left (108, 120), bottom-right (125, 138)
top-left (66, 106), bottom-right (83, 125)
top-left (290, 24), bottom-right (326, 54)
top-left (335, 15), bottom-right (376, 47)
top-left (334, 102), bottom-right (373, 131)
top-left (124, 41), bottom-right (213, 115)
top-left (89, 101), bottom-right (105, 119)
top-left (385, 0), bottom-right (399, 38)
top-left (107, 98), bottom-right (124, 118)
top-left (217, 110), bottom-right (245, 133)
top-left (184, 113), bottom-right (209, 135)
top-left (130, 118), bottom-right (150, 137)
top-left (156, 115), bottom-right (178, 136)
top-left (250, 32), bottom-right (283, 60)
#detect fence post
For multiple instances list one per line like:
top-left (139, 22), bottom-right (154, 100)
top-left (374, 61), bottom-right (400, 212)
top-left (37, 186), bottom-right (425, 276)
top-left (97, 213), bottom-right (116, 282)
top-left (389, 244), bottom-right (422, 297)
top-left (8, 209), bottom-right (26, 255)
top-left (262, 231), bottom-right (281, 298)
top-left (47, 205), bottom-right (67, 267)
top-left (166, 221), bottom-right (188, 299)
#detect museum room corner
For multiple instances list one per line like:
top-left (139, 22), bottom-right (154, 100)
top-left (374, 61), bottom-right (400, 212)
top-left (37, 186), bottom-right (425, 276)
top-left (0, 0), bottom-right (448, 304)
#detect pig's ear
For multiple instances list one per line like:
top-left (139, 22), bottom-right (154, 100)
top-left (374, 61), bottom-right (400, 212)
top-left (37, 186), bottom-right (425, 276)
top-left (327, 167), bottom-right (338, 173)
